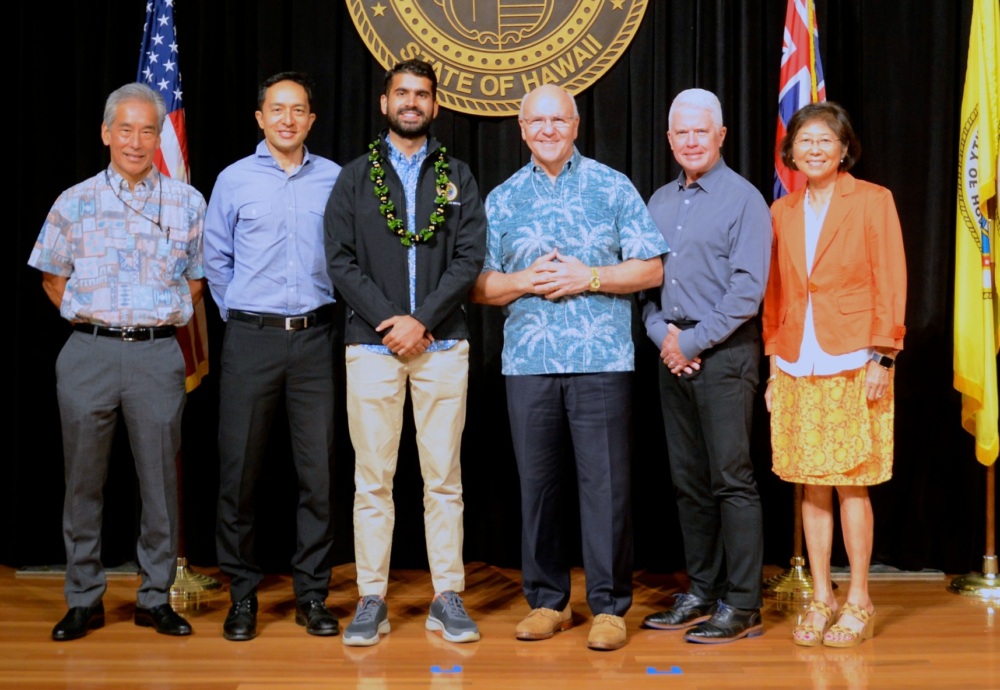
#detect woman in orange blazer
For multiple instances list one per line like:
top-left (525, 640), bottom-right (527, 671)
top-left (763, 102), bottom-right (906, 648)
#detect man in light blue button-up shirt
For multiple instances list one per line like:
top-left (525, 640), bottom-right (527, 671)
top-left (205, 72), bottom-right (341, 642)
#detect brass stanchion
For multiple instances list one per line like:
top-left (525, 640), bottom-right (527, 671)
top-left (764, 484), bottom-right (816, 600)
top-left (171, 556), bottom-right (223, 603)
top-left (169, 445), bottom-right (223, 605)
top-left (948, 464), bottom-right (1000, 598)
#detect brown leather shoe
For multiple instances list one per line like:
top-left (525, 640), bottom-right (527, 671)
top-left (587, 613), bottom-right (626, 651)
top-left (515, 606), bottom-right (572, 640)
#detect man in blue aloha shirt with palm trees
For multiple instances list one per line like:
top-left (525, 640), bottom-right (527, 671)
top-left (472, 84), bottom-right (668, 652)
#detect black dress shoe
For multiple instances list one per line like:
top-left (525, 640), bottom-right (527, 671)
top-left (52, 603), bottom-right (105, 641)
top-left (135, 604), bottom-right (193, 636)
top-left (295, 600), bottom-right (339, 636)
top-left (223, 595), bottom-right (258, 641)
top-left (642, 593), bottom-right (717, 630)
top-left (684, 601), bottom-right (762, 643)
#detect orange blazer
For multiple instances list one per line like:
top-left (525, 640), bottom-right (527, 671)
top-left (763, 173), bottom-right (906, 362)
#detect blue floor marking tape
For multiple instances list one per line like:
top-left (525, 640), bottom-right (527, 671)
top-left (646, 666), bottom-right (683, 675)
top-left (430, 665), bottom-right (463, 674)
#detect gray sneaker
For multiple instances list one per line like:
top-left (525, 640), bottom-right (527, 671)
top-left (342, 595), bottom-right (390, 647)
top-left (426, 591), bottom-right (480, 643)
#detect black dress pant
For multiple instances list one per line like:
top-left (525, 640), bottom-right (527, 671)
top-left (658, 322), bottom-right (763, 609)
top-left (215, 318), bottom-right (336, 604)
top-left (506, 372), bottom-right (633, 617)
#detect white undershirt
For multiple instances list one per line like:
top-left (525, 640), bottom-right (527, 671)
top-left (776, 190), bottom-right (870, 377)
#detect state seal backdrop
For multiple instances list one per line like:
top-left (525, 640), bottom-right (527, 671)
top-left (347, 0), bottom-right (649, 116)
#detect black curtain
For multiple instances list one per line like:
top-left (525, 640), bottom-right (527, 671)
top-left (11, 1), bottom-right (996, 577)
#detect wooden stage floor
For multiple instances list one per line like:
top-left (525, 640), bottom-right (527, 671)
top-left (1, 562), bottom-right (998, 689)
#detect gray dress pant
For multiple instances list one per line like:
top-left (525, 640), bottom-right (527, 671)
top-left (56, 330), bottom-right (186, 609)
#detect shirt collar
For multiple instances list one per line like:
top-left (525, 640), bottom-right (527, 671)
top-left (254, 139), bottom-right (312, 172)
top-left (106, 164), bottom-right (159, 193)
top-left (674, 157), bottom-right (728, 193)
top-left (386, 136), bottom-right (428, 167)
top-left (531, 146), bottom-right (581, 178)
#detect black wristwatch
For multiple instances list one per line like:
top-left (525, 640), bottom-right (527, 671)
top-left (870, 352), bottom-right (895, 369)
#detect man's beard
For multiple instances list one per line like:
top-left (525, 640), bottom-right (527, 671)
top-left (387, 107), bottom-right (433, 139)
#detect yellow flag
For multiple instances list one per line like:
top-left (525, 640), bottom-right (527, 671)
top-left (954, 0), bottom-right (1000, 465)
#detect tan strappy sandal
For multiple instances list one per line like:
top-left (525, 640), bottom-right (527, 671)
top-left (792, 600), bottom-right (835, 647)
top-left (823, 602), bottom-right (875, 647)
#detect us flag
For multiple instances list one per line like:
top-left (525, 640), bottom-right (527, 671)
top-left (137, 0), bottom-right (207, 391)
top-left (138, 0), bottom-right (189, 184)
top-left (773, 0), bottom-right (826, 200)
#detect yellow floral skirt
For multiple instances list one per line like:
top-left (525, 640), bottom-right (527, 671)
top-left (770, 367), bottom-right (893, 486)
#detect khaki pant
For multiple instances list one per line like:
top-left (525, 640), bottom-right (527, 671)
top-left (346, 341), bottom-right (469, 597)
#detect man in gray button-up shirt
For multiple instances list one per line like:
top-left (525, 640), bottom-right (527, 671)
top-left (640, 88), bottom-right (771, 644)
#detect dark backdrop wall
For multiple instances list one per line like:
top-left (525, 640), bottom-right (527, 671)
top-left (11, 1), bottom-right (998, 578)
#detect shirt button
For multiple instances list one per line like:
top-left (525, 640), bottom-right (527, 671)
top-left (808, 281), bottom-right (819, 292)
top-left (684, 199), bottom-right (690, 205)
top-left (676, 225), bottom-right (682, 230)
top-left (671, 279), bottom-right (677, 284)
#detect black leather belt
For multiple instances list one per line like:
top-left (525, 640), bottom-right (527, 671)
top-left (73, 324), bottom-right (177, 341)
top-left (667, 319), bottom-right (700, 328)
top-left (228, 304), bottom-right (334, 331)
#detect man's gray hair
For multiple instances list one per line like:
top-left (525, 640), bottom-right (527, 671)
top-left (519, 84), bottom-right (580, 119)
top-left (103, 83), bottom-right (167, 132)
top-left (668, 88), bottom-right (724, 130)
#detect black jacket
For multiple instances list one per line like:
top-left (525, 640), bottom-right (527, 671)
top-left (325, 132), bottom-right (486, 344)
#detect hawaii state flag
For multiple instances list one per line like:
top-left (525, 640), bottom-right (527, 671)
top-left (774, 0), bottom-right (826, 200)
top-left (953, 0), bottom-right (1000, 466)
top-left (138, 0), bottom-right (208, 392)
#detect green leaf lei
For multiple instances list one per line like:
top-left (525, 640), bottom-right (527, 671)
top-left (368, 139), bottom-right (450, 247)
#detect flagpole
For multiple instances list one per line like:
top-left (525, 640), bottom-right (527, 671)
top-left (138, 0), bottom-right (222, 605)
top-left (765, 0), bottom-right (828, 600)
top-left (948, 464), bottom-right (1000, 598)
top-left (763, 484), bottom-right (822, 600)
top-left (948, 0), bottom-right (1000, 600)
top-left (170, 445), bottom-right (223, 604)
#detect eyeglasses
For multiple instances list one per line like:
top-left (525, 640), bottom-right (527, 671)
top-left (793, 137), bottom-right (841, 150)
top-left (520, 117), bottom-right (577, 131)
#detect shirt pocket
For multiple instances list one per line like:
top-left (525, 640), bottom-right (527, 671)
top-left (571, 205), bottom-right (622, 262)
top-left (132, 233), bottom-right (189, 283)
top-left (236, 201), bottom-right (274, 234)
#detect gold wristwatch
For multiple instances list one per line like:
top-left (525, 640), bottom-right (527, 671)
top-left (588, 267), bottom-right (601, 292)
